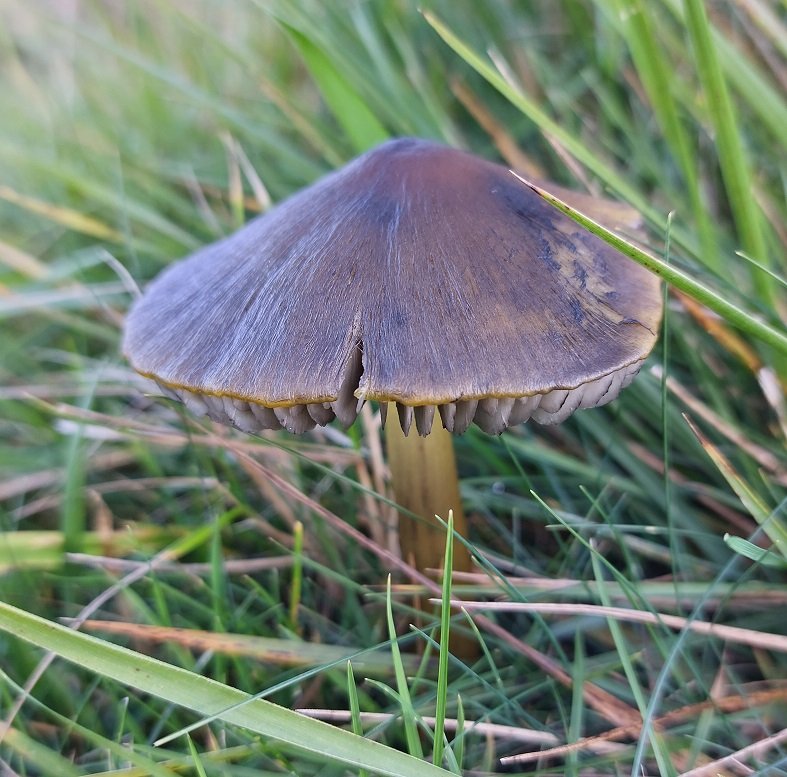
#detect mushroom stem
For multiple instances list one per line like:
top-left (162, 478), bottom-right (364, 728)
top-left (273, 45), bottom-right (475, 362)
top-left (385, 403), bottom-right (472, 580)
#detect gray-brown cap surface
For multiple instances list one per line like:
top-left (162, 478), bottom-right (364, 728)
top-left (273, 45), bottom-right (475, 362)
top-left (124, 138), bottom-right (662, 435)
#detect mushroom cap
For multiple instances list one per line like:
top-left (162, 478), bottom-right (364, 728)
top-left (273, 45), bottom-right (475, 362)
top-left (124, 138), bottom-right (662, 435)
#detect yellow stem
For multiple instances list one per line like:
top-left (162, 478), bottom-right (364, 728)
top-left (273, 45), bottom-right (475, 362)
top-left (385, 404), bottom-right (471, 576)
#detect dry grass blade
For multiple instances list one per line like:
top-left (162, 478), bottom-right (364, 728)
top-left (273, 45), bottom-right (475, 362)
top-left (651, 365), bottom-right (785, 477)
top-left (66, 553), bottom-right (292, 575)
top-left (450, 602), bottom-right (787, 653)
top-left (0, 450), bottom-right (137, 502)
top-left (447, 573), bottom-right (787, 610)
top-left (360, 404), bottom-right (395, 552)
top-left (78, 620), bottom-right (406, 675)
top-left (0, 185), bottom-right (123, 242)
top-left (220, 131), bottom-right (272, 212)
top-left (678, 725), bottom-right (787, 777)
top-left (36, 399), bottom-right (363, 465)
top-left (450, 79), bottom-right (543, 177)
top-left (0, 239), bottom-right (47, 278)
top-left (0, 282), bottom-right (127, 314)
top-left (297, 708), bottom-right (561, 747)
top-left (675, 291), bottom-right (763, 373)
top-left (11, 476), bottom-right (225, 521)
top-left (500, 685), bottom-right (787, 765)
top-left (0, 528), bottom-right (180, 573)
top-left (0, 383), bottom-right (137, 400)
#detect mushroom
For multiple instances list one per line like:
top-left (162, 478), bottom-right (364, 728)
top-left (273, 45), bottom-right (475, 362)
top-left (124, 137), bottom-right (662, 582)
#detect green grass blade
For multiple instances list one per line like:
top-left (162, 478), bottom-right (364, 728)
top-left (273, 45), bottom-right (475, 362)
top-left (682, 0), bottom-right (771, 299)
top-left (713, 30), bottom-right (787, 150)
top-left (1, 726), bottom-right (85, 777)
top-left (659, 0), bottom-right (787, 149)
top-left (723, 535), bottom-right (787, 570)
top-left (0, 528), bottom-right (175, 573)
top-left (284, 26), bottom-right (389, 154)
top-left (186, 736), bottom-right (209, 777)
top-left (385, 575), bottom-right (424, 759)
top-left (567, 631), bottom-right (585, 775)
top-left (347, 661), bottom-right (369, 777)
top-left (588, 553), bottom-right (676, 777)
top-left (451, 694), bottom-right (465, 771)
top-left (432, 510), bottom-right (453, 770)
top-left (601, 0), bottom-right (718, 270)
top-left (735, 251), bottom-right (787, 289)
top-left (0, 602), bottom-right (451, 777)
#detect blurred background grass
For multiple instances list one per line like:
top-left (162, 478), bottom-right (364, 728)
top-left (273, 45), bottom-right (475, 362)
top-left (0, 1), bottom-right (785, 775)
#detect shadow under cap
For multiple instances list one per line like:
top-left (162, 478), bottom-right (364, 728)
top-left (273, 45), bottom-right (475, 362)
top-left (124, 137), bottom-right (662, 436)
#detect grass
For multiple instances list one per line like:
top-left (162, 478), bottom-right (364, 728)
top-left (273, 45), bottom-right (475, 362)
top-left (0, 1), bottom-right (785, 775)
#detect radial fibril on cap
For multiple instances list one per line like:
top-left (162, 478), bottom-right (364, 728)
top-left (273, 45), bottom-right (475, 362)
top-left (124, 137), bottom-right (662, 436)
